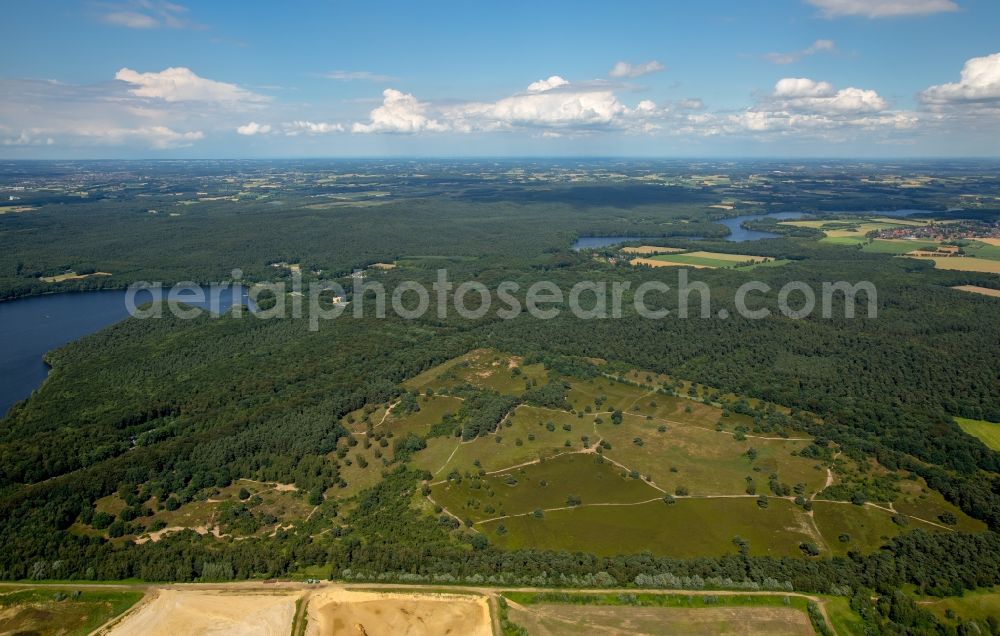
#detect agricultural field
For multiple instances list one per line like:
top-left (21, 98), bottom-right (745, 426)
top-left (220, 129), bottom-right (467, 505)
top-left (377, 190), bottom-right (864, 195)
top-left (0, 587), bottom-right (143, 636)
top-left (865, 238), bottom-right (1000, 261)
top-left (503, 592), bottom-right (817, 636)
top-left (777, 217), bottom-right (1000, 272)
top-left (956, 417), bottom-right (1000, 451)
top-left (621, 245), bottom-right (685, 255)
top-left (860, 239), bottom-right (941, 255)
top-left (632, 250), bottom-right (782, 270)
top-left (952, 285), bottom-right (1000, 298)
top-left (910, 256), bottom-right (1000, 273)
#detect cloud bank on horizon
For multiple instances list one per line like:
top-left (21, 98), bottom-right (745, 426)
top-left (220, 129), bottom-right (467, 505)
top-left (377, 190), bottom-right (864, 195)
top-left (1, 0), bottom-right (997, 156)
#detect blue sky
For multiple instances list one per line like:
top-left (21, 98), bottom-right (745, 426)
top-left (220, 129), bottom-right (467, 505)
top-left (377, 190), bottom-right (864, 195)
top-left (2, 0), bottom-right (999, 157)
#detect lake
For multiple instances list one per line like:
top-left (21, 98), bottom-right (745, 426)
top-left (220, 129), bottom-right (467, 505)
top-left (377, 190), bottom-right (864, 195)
top-left (0, 287), bottom-right (250, 417)
top-left (571, 211), bottom-right (807, 249)
top-left (715, 211), bottom-right (805, 241)
top-left (571, 236), bottom-right (646, 250)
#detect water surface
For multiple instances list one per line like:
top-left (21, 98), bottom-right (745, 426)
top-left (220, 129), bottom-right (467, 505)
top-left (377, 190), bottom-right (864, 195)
top-left (715, 211), bottom-right (805, 241)
top-left (0, 287), bottom-right (249, 416)
top-left (571, 236), bottom-right (645, 250)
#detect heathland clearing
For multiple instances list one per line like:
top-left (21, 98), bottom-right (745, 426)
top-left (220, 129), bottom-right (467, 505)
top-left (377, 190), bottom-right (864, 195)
top-left (403, 348), bottom-right (547, 396)
top-left (433, 452), bottom-right (662, 523)
top-left (481, 497), bottom-right (818, 557)
top-left (915, 588), bottom-right (1000, 626)
top-left (956, 417), bottom-right (1000, 451)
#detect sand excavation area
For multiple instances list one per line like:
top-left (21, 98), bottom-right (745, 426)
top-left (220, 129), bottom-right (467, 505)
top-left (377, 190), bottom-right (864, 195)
top-left (105, 588), bottom-right (300, 636)
top-left (305, 588), bottom-right (491, 636)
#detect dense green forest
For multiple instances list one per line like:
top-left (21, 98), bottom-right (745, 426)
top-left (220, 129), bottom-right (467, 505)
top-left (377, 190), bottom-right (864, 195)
top-left (2, 160), bottom-right (1000, 635)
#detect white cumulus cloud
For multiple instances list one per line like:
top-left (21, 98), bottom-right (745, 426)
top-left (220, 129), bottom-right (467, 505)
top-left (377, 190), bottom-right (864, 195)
top-left (805, 0), bottom-right (959, 18)
top-left (771, 77), bottom-right (887, 113)
top-left (351, 89), bottom-right (447, 134)
top-left (921, 52), bottom-right (1000, 106)
top-left (720, 77), bottom-right (912, 138)
top-left (449, 77), bottom-right (628, 132)
top-left (283, 121), bottom-right (345, 135)
top-left (526, 76), bottom-right (571, 92)
top-left (350, 76), bottom-right (700, 136)
top-left (236, 122), bottom-right (271, 135)
top-left (115, 67), bottom-right (267, 103)
top-left (608, 60), bottom-right (665, 78)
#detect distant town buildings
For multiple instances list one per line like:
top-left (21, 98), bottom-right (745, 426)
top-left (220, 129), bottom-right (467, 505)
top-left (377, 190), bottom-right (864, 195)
top-left (872, 220), bottom-right (1000, 243)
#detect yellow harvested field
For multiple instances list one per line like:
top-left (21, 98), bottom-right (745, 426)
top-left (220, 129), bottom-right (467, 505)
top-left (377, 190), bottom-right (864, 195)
top-left (305, 589), bottom-right (491, 636)
top-left (683, 250), bottom-right (766, 262)
top-left (979, 238), bottom-right (1000, 247)
top-left (621, 246), bottom-right (685, 255)
top-left (953, 285), bottom-right (1000, 297)
top-left (106, 589), bottom-right (299, 636)
top-left (779, 220), bottom-right (828, 229)
top-left (869, 217), bottom-right (929, 226)
top-left (0, 205), bottom-right (37, 214)
top-left (909, 256), bottom-right (1000, 273)
top-left (369, 262), bottom-right (397, 269)
top-left (630, 257), bottom-right (712, 269)
top-left (39, 271), bottom-right (112, 283)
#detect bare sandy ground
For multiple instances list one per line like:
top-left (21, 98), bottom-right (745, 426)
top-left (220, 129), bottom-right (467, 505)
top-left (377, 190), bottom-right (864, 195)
top-left (953, 285), bottom-right (1000, 298)
top-left (105, 589), bottom-right (300, 636)
top-left (305, 589), bottom-right (491, 636)
top-left (508, 603), bottom-right (815, 636)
